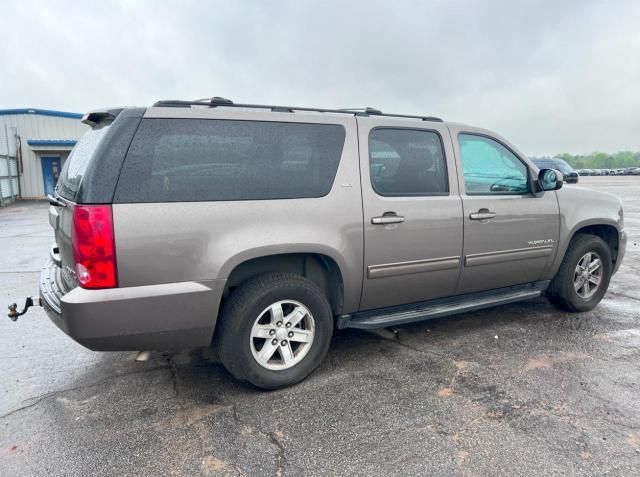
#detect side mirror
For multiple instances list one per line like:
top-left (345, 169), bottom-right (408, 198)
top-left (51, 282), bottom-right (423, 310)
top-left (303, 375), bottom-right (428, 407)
top-left (538, 168), bottom-right (563, 191)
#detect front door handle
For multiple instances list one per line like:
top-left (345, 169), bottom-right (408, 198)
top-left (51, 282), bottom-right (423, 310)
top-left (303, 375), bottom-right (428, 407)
top-left (469, 209), bottom-right (496, 220)
top-left (372, 213), bottom-right (405, 225)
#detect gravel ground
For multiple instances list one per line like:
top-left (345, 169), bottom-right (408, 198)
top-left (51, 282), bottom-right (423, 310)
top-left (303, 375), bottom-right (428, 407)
top-left (1, 176), bottom-right (639, 476)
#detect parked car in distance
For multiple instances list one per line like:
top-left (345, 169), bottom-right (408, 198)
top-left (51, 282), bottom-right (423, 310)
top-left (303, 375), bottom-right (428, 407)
top-left (532, 158), bottom-right (579, 183)
top-left (8, 98), bottom-right (627, 389)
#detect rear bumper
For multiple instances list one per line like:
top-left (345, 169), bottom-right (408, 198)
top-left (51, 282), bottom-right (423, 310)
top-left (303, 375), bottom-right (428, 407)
top-left (40, 261), bottom-right (225, 351)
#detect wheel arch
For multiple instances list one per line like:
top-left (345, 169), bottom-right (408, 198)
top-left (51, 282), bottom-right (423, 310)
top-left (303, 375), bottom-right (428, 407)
top-left (550, 220), bottom-right (620, 278)
top-left (573, 223), bottom-right (619, 263)
top-left (220, 251), bottom-right (346, 316)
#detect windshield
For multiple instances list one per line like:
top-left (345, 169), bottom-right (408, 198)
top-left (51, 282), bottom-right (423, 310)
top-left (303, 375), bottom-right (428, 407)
top-left (56, 124), bottom-right (111, 201)
top-left (551, 160), bottom-right (573, 174)
top-left (533, 159), bottom-right (573, 174)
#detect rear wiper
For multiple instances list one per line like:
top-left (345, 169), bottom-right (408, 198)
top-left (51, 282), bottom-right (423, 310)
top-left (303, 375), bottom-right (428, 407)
top-left (47, 194), bottom-right (66, 208)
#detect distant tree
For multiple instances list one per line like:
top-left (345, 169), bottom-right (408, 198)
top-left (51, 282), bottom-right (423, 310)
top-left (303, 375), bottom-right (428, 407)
top-left (535, 150), bottom-right (640, 169)
top-left (615, 151), bottom-right (636, 167)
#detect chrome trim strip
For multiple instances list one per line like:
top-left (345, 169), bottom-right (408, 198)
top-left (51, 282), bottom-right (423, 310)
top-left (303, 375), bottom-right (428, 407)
top-left (368, 256), bottom-right (461, 279)
top-left (465, 245), bottom-right (554, 267)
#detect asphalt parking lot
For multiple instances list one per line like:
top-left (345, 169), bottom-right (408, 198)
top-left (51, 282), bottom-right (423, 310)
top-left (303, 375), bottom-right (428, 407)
top-left (1, 176), bottom-right (639, 476)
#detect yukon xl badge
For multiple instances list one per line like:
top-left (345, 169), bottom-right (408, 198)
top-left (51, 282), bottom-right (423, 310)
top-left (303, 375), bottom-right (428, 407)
top-left (528, 239), bottom-right (555, 246)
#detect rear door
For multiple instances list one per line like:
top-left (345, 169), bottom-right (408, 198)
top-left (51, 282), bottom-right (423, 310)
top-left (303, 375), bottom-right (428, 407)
top-left (449, 126), bottom-right (560, 293)
top-left (358, 117), bottom-right (463, 311)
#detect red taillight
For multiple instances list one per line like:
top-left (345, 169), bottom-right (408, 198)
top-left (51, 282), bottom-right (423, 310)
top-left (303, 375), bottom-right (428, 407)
top-left (72, 205), bottom-right (118, 289)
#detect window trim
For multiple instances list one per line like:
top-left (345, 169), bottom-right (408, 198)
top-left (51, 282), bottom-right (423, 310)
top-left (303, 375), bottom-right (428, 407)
top-left (367, 126), bottom-right (450, 198)
top-left (457, 132), bottom-right (532, 197)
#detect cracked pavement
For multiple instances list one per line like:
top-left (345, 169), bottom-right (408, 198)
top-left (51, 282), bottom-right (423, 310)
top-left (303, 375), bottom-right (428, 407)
top-left (1, 176), bottom-right (639, 476)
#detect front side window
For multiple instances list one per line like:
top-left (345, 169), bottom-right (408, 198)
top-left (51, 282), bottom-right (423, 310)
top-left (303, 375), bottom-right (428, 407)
top-left (369, 128), bottom-right (448, 196)
top-left (459, 134), bottom-right (529, 194)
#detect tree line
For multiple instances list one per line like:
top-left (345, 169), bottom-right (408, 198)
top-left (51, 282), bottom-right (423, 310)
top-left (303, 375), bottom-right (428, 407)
top-left (532, 151), bottom-right (640, 169)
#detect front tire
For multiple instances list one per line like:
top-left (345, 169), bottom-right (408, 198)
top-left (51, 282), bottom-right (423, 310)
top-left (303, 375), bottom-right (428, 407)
top-left (215, 273), bottom-right (333, 389)
top-left (547, 234), bottom-right (612, 312)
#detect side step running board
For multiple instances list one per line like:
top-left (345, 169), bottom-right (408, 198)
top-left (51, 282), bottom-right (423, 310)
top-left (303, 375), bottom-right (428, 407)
top-left (338, 281), bottom-right (549, 330)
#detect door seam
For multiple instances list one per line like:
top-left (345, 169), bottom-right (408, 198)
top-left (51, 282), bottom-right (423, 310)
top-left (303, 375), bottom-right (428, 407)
top-left (446, 124), bottom-right (465, 292)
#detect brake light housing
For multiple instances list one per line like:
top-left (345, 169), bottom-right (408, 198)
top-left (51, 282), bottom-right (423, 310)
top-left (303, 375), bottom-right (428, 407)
top-left (72, 205), bottom-right (118, 289)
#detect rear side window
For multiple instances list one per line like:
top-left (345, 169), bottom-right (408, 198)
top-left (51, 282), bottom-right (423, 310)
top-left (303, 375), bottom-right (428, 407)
top-left (368, 128), bottom-right (448, 196)
top-left (114, 119), bottom-right (346, 203)
top-left (56, 124), bottom-right (111, 201)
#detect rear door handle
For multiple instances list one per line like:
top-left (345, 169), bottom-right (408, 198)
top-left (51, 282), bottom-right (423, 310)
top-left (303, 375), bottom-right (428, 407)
top-left (372, 213), bottom-right (405, 225)
top-left (469, 209), bottom-right (496, 220)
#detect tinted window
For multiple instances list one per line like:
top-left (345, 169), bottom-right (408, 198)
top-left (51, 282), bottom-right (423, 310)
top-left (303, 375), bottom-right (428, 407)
top-left (369, 128), bottom-right (448, 196)
top-left (56, 124), bottom-right (111, 200)
top-left (532, 159), bottom-right (553, 169)
top-left (459, 134), bottom-right (529, 194)
top-left (551, 159), bottom-right (573, 174)
top-left (533, 158), bottom-right (575, 174)
top-left (115, 119), bottom-right (346, 203)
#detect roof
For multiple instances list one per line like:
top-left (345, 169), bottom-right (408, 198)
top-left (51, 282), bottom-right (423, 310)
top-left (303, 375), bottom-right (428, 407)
top-left (27, 139), bottom-right (78, 147)
top-left (0, 108), bottom-right (82, 119)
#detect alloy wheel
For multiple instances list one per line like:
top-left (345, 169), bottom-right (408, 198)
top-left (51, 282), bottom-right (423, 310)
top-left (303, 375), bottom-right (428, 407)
top-left (250, 300), bottom-right (315, 371)
top-left (573, 252), bottom-right (602, 299)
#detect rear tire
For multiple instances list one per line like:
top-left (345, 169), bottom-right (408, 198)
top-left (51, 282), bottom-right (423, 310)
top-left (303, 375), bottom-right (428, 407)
top-left (215, 272), bottom-right (333, 389)
top-left (547, 234), bottom-right (612, 312)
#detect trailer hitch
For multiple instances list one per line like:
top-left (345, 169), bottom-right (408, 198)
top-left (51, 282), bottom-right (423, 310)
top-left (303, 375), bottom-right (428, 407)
top-left (7, 297), bottom-right (40, 321)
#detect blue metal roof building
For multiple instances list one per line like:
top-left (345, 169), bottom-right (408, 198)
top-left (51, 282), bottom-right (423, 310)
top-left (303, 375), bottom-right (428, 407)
top-left (0, 108), bottom-right (88, 200)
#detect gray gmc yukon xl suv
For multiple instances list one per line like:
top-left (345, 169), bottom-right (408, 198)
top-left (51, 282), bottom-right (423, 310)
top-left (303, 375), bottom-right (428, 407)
top-left (9, 98), bottom-right (626, 389)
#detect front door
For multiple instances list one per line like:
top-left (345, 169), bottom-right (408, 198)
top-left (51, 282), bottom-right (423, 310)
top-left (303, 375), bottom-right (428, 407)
top-left (358, 117), bottom-right (463, 311)
top-left (41, 156), bottom-right (62, 196)
top-left (449, 128), bottom-right (560, 293)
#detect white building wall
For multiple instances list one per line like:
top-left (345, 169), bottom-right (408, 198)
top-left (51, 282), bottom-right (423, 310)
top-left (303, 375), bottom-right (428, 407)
top-left (0, 122), bottom-right (19, 202)
top-left (0, 110), bottom-right (88, 198)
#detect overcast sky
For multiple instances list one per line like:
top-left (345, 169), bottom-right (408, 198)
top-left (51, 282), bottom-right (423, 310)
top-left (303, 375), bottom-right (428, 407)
top-left (2, 0), bottom-right (639, 156)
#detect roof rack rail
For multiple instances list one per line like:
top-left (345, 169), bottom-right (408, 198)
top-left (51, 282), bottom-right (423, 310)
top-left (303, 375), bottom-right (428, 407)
top-left (151, 98), bottom-right (443, 122)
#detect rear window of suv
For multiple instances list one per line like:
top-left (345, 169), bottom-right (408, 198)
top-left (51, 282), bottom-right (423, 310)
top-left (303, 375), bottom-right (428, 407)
top-left (114, 119), bottom-right (346, 203)
top-left (56, 124), bottom-right (111, 201)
